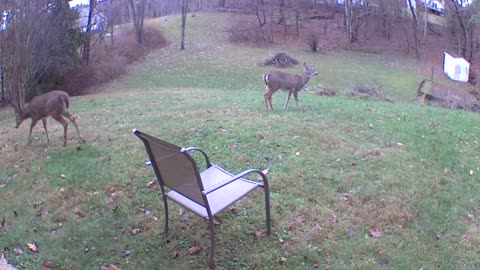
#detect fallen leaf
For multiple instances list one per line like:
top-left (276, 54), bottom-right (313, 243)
top-left (147, 181), bottom-right (157, 190)
top-left (330, 213), bottom-right (338, 223)
top-left (188, 246), bottom-right (202, 255)
top-left (312, 261), bottom-right (320, 268)
top-left (172, 250), bottom-right (179, 259)
top-left (281, 239), bottom-right (290, 249)
top-left (122, 247), bottom-right (133, 258)
top-left (178, 207), bottom-right (185, 216)
top-left (13, 247), bottom-right (24, 255)
top-left (254, 228), bottom-right (262, 238)
top-left (228, 144), bottom-right (237, 150)
top-left (130, 228), bottom-right (141, 235)
top-left (255, 134), bottom-right (264, 139)
top-left (41, 260), bottom-right (54, 270)
top-left (368, 227), bottom-right (383, 238)
top-left (27, 242), bottom-right (38, 252)
top-left (108, 192), bottom-right (118, 203)
top-left (257, 169), bottom-right (269, 180)
top-left (100, 264), bottom-right (119, 270)
top-left (106, 186), bottom-right (116, 194)
top-left (75, 209), bottom-right (86, 218)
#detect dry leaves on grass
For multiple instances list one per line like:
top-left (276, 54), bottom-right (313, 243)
top-left (41, 260), bottom-right (54, 270)
top-left (254, 228), bottom-right (262, 238)
top-left (27, 242), bottom-right (38, 252)
top-left (147, 180), bottom-right (157, 191)
top-left (1, 217), bottom-right (12, 231)
top-left (368, 227), bottom-right (383, 238)
top-left (188, 246), bottom-right (202, 255)
top-left (130, 227), bottom-right (141, 235)
top-left (100, 264), bottom-right (120, 270)
top-left (74, 209), bottom-right (86, 218)
top-left (257, 168), bottom-right (269, 180)
top-left (13, 247), bottom-right (24, 255)
top-left (281, 239), bottom-right (290, 249)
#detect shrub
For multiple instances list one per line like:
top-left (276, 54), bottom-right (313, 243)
top-left (63, 25), bottom-right (169, 95)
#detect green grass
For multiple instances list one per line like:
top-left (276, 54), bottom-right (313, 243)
top-left (1, 12), bottom-right (480, 270)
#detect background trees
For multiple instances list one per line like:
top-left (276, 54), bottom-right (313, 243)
top-left (0, 0), bottom-right (81, 114)
top-left (2, 0), bottom-right (480, 112)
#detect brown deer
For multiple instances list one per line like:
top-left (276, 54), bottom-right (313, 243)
top-left (263, 62), bottom-right (318, 110)
top-left (15, 90), bottom-right (86, 147)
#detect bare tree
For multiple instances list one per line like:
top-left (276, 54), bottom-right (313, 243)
top-left (344, 0), bottom-right (367, 44)
top-left (128, 0), bottom-right (146, 44)
top-left (253, 0), bottom-right (266, 27)
top-left (446, 0), bottom-right (479, 63)
top-left (406, 0), bottom-right (420, 58)
top-left (83, 0), bottom-right (98, 65)
top-left (0, 0), bottom-right (80, 114)
top-left (181, 0), bottom-right (189, 50)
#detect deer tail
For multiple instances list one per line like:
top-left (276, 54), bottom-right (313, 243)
top-left (263, 73), bottom-right (269, 85)
top-left (417, 79), bottom-right (429, 97)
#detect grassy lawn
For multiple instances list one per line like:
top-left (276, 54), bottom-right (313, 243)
top-left (1, 12), bottom-right (480, 270)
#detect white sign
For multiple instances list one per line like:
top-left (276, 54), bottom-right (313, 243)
top-left (444, 52), bottom-right (469, 83)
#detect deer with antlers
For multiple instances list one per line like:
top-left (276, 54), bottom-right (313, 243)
top-left (263, 62), bottom-right (318, 110)
top-left (15, 90), bottom-right (85, 147)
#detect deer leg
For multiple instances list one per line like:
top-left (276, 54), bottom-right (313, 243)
top-left (42, 118), bottom-right (50, 143)
top-left (264, 90), bottom-right (273, 110)
top-left (268, 95), bottom-right (274, 110)
top-left (293, 91), bottom-right (299, 109)
top-left (52, 115), bottom-right (68, 147)
top-left (28, 120), bottom-right (38, 145)
top-left (64, 112), bottom-right (85, 143)
top-left (284, 91), bottom-right (292, 109)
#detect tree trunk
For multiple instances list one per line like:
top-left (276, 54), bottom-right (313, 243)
top-left (253, 0), bottom-right (266, 27)
top-left (82, 0), bottom-right (97, 66)
top-left (344, 0), bottom-right (353, 43)
top-left (407, 0), bottom-right (420, 58)
top-left (128, 0), bottom-right (146, 45)
top-left (181, 0), bottom-right (189, 50)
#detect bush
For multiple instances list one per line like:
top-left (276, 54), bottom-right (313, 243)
top-left (63, 25), bottom-right (169, 95)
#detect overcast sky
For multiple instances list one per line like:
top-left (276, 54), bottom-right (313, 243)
top-left (69, 0), bottom-right (89, 7)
